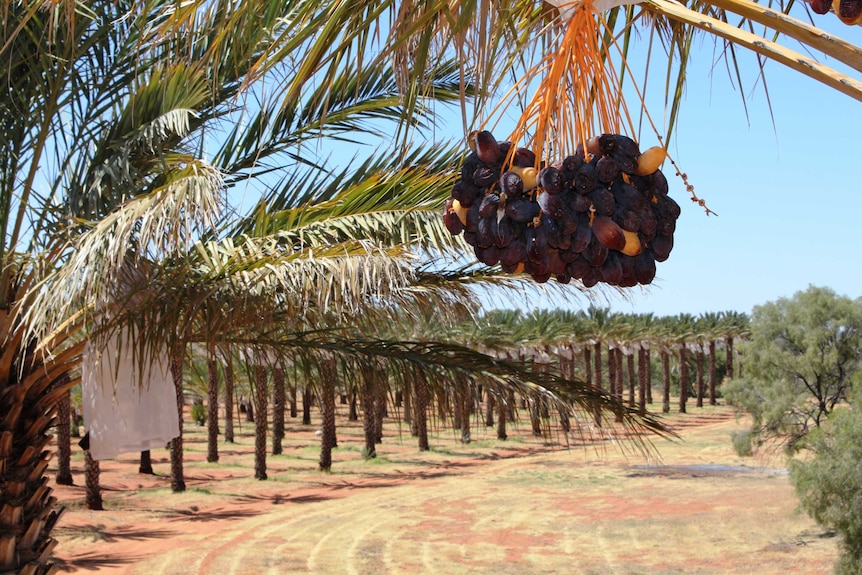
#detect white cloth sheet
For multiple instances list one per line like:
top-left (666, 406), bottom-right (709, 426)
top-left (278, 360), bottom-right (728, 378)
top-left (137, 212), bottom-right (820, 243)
top-left (81, 331), bottom-right (179, 460)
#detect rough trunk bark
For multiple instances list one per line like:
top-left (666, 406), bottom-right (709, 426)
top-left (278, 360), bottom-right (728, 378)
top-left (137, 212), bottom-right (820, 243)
top-left (709, 340), bottom-right (717, 406)
top-left (415, 368), bottom-right (430, 451)
top-left (530, 391), bottom-right (542, 437)
top-left (593, 341), bottom-right (602, 426)
top-left (254, 364), bottom-right (268, 480)
top-left (55, 383), bottom-right (73, 485)
top-left (637, 347), bottom-right (647, 415)
top-left (662, 349), bottom-right (671, 414)
top-left (696, 346), bottom-right (705, 408)
top-left (319, 359), bottom-right (337, 472)
top-left (627, 351), bottom-right (636, 406)
top-left (289, 383), bottom-right (298, 419)
top-left (459, 380), bottom-right (471, 444)
top-left (402, 379), bottom-right (412, 425)
top-left (496, 392), bottom-right (508, 440)
top-left (485, 393), bottom-right (495, 427)
top-left (359, 363), bottom-right (377, 459)
top-left (646, 348), bottom-right (653, 404)
top-left (615, 348), bottom-right (625, 399)
top-left (348, 388), bottom-right (358, 422)
top-left (169, 345), bottom-right (186, 493)
top-left (84, 449), bottom-right (103, 511)
top-left (374, 378), bottom-right (386, 444)
top-left (302, 386), bottom-right (312, 425)
top-left (224, 354), bottom-right (235, 443)
top-left (244, 396), bottom-right (255, 422)
top-left (139, 450), bottom-right (154, 475)
top-left (206, 346), bottom-right (219, 463)
top-left (272, 366), bottom-right (285, 456)
top-left (725, 336), bottom-right (734, 380)
top-left (0, 354), bottom-right (75, 575)
top-left (607, 346), bottom-right (616, 398)
top-left (679, 345), bottom-right (689, 414)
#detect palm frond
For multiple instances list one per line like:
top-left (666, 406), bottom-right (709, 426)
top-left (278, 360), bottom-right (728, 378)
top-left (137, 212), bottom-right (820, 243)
top-left (644, 0), bottom-right (862, 103)
top-left (21, 161), bottom-right (223, 342)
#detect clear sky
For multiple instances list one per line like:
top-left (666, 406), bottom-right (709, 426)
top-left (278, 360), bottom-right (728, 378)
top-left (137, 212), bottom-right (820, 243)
top-left (607, 17), bottom-right (862, 318)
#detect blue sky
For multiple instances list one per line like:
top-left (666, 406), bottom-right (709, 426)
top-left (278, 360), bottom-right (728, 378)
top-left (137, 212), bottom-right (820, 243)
top-left (608, 18), bottom-right (862, 317)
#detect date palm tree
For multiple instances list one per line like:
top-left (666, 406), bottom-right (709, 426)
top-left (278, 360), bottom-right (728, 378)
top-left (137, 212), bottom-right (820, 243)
top-left (5, 0), bottom-right (836, 572)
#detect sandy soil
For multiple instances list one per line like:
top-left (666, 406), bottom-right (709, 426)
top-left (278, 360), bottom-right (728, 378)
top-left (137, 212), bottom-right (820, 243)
top-left (48, 404), bottom-right (839, 574)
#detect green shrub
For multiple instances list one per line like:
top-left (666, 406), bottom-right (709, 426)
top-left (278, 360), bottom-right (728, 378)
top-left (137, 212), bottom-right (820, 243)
top-left (191, 401), bottom-right (207, 426)
top-left (790, 405), bottom-right (862, 574)
top-left (731, 429), bottom-right (753, 457)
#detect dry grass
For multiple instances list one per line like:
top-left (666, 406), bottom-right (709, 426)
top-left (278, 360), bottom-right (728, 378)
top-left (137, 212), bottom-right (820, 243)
top-left (50, 403), bottom-right (839, 574)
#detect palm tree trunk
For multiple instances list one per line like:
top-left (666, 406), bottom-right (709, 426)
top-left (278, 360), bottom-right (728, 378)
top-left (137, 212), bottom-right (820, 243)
top-left (374, 379), bottom-right (386, 445)
top-left (530, 391), bottom-right (542, 437)
top-left (360, 363), bottom-right (376, 459)
top-left (627, 350), bottom-right (636, 406)
top-left (319, 359), bottom-right (337, 472)
top-left (139, 450), bottom-right (154, 475)
top-left (583, 346), bottom-right (592, 387)
top-left (638, 346), bottom-right (649, 414)
top-left (0, 356), bottom-right (73, 575)
top-left (170, 344), bottom-right (186, 493)
top-left (55, 383), bottom-right (73, 485)
top-left (678, 345), bottom-right (689, 414)
top-left (459, 379), bottom-right (471, 444)
top-left (725, 336), bottom-right (734, 379)
top-left (615, 348), bottom-right (625, 400)
top-left (224, 354), bottom-right (235, 443)
top-left (71, 405), bottom-right (82, 438)
top-left (84, 449), bottom-right (103, 511)
top-left (206, 346), bottom-right (219, 463)
top-left (607, 346), bottom-right (616, 400)
top-left (614, 348), bottom-right (625, 422)
top-left (646, 348), bottom-right (653, 404)
top-left (485, 392), bottom-right (495, 427)
top-left (708, 340), bottom-right (717, 406)
top-left (415, 368), bottom-right (430, 451)
top-left (289, 383), bottom-right (298, 419)
top-left (349, 388), bottom-right (358, 422)
top-left (244, 396), bottom-right (255, 422)
top-left (272, 366), bottom-right (285, 456)
top-left (254, 364), bottom-right (268, 480)
top-left (661, 349), bottom-right (671, 414)
top-left (403, 379), bottom-right (412, 425)
top-left (302, 385), bottom-right (312, 425)
top-left (496, 392), bottom-right (508, 440)
top-left (593, 341), bottom-right (602, 426)
top-left (452, 390), bottom-right (462, 431)
top-left (696, 345), bottom-right (705, 408)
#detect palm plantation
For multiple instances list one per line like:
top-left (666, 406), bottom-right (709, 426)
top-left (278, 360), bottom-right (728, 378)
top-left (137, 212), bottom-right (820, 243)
top-left (0, 0), bottom-right (855, 573)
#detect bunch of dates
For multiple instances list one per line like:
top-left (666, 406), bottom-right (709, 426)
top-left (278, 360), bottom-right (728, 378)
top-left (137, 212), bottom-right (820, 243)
top-left (443, 131), bottom-right (680, 287)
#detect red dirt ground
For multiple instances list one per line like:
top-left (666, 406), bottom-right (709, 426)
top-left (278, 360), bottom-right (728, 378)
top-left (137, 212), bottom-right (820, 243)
top-left (48, 405), bottom-right (839, 574)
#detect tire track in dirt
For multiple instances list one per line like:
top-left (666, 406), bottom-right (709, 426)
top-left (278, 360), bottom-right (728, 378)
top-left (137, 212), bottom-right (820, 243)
top-left (132, 454), bottom-right (560, 575)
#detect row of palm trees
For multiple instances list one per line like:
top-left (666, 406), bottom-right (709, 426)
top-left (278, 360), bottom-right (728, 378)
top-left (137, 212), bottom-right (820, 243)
top-left (472, 307), bottom-right (750, 412)
top-left (59, 305), bottom-right (750, 511)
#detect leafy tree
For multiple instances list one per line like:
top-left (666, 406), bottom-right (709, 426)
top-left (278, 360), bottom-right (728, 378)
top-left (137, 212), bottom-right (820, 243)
top-left (790, 403), bottom-right (862, 575)
top-left (724, 286), bottom-right (862, 453)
